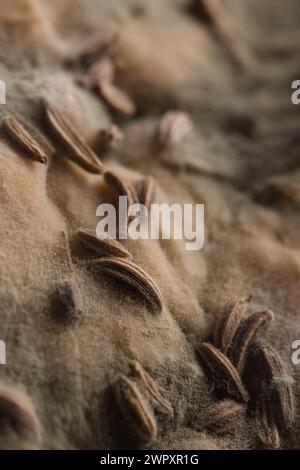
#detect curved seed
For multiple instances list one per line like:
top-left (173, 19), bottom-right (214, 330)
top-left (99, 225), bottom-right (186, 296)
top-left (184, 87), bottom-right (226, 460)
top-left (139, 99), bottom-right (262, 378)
top-left (114, 375), bottom-right (157, 444)
top-left (255, 393), bottom-right (281, 449)
top-left (78, 229), bottom-right (132, 259)
top-left (135, 177), bottom-right (157, 211)
top-left (44, 100), bottom-right (103, 174)
top-left (190, 0), bottom-right (251, 70)
top-left (104, 171), bottom-right (139, 208)
top-left (2, 117), bottom-right (50, 164)
top-left (197, 343), bottom-right (248, 402)
top-left (98, 81), bottom-right (136, 116)
top-left (248, 342), bottom-right (295, 428)
top-left (130, 361), bottom-right (173, 416)
top-left (213, 296), bottom-right (251, 353)
top-left (87, 257), bottom-right (163, 313)
top-left (230, 310), bottom-right (274, 373)
top-left (0, 385), bottom-right (40, 445)
top-left (206, 399), bottom-right (245, 434)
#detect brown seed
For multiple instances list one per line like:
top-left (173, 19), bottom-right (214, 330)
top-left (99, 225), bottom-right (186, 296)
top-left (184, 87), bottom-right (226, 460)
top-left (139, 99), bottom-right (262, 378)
top-left (248, 342), bottom-right (295, 428)
top-left (229, 310), bottom-right (274, 373)
top-left (114, 375), bottom-right (157, 444)
top-left (206, 399), bottom-right (246, 434)
top-left (255, 393), bottom-right (281, 449)
top-left (190, 0), bottom-right (251, 70)
top-left (53, 278), bottom-right (82, 324)
top-left (44, 100), bottom-right (103, 174)
top-left (2, 117), bottom-right (50, 164)
top-left (196, 343), bottom-right (248, 402)
top-left (97, 125), bottom-right (124, 153)
top-left (66, 33), bottom-right (119, 66)
top-left (98, 80), bottom-right (136, 117)
top-left (254, 180), bottom-right (300, 207)
top-left (79, 56), bottom-right (115, 89)
top-left (130, 361), bottom-right (173, 416)
top-left (135, 177), bottom-right (157, 211)
top-left (0, 385), bottom-right (40, 444)
top-left (213, 296), bottom-right (251, 353)
top-left (158, 111), bottom-right (193, 146)
top-left (86, 257), bottom-right (163, 313)
top-left (104, 171), bottom-right (139, 208)
top-left (78, 228), bottom-right (132, 260)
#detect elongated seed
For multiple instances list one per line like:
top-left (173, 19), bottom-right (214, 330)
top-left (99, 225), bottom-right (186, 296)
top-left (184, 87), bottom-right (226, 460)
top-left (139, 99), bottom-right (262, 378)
top-left (197, 343), bottom-right (248, 402)
top-left (229, 310), bottom-right (274, 373)
top-left (114, 375), bottom-right (157, 444)
top-left (98, 81), bottom-right (136, 116)
top-left (255, 393), bottom-right (281, 449)
top-left (191, 0), bottom-right (251, 70)
top-left (78, 228), bottom-right (132, 259)
top-left (44, 100), bottom-right (103, 174)
top-left (248, 342), bottom-right (295, 428)
top-left (135, 177), bottom-right (157, 211)
top-left (206, 399), bottom-right (245, 434)
top-left (104, 171), bottom-right (139, 208)
top-left (214, 296), bottom-right (251, 353)
top-left (86, 257), bottom-right (163, 313)
top-left (2, 117), bottom-right (50, 164)
top-left (130, 361), bottom-right (173, 416)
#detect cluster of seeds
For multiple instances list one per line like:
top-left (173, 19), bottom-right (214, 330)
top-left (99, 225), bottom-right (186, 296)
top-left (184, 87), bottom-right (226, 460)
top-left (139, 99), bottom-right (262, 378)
top-left (0, 64), bottom-right (167, 447)
top-left (0, 91), bottom-right (295, 449)
top-left (196, 297), bottom-right (294, 448)
top-left (0, 10), bottom-right (296, 450)
top-left (113, 361), bottom-right (173, 446)
top-left (72, 33), bottom-right (136, 117)
top-left (78, 229), bottom-right (164, 314)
